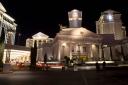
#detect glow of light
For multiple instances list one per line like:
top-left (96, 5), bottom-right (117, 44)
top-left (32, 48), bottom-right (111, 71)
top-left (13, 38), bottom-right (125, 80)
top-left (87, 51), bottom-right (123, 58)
top-left (50, 66), bottom-right (63, 69)
top-left (92, 44), bottom-right (95, 49)
top-left (77, 66), bottom-right (96, 70)
top-left (72, 12), bottom-right (78, 18)
top-left (103, 45), bottom-right (108, 47)
top-left (3, 49), bottom-right (31, 64)
top-left (85, 61), bottom-right (115, 64)
top-left (107, 14), bottom-right (113, 21)
top-left (62, 43), bottom-right (66, 47)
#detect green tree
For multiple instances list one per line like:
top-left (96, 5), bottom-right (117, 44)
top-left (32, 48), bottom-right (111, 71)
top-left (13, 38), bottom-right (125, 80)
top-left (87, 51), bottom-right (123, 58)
top-left (30, 40), bottom-right (37, 70)
top-left (64, 56), bottom-right (70, 66)
top-left (44, 53), bottom-right (47, 64)
top-left (0, 28), bottom-right (5, 71)
top-left (43, 53), bottom-right (48, 70)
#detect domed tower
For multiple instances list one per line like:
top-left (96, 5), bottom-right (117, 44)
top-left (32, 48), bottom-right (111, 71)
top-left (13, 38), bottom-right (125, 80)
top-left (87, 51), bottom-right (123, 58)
top-left (68, 9), bottom-right (82, 28)
top-left (96, 10), bottom-right (126, 40)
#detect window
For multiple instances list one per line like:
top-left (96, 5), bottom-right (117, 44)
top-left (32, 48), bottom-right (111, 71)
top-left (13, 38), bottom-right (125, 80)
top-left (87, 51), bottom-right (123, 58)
top-left (72, 46), bottom-right (74, 52)
top-left (43, 40), bottom-right (46, 43)
top-left (83, 46), bottom-right (86, 52)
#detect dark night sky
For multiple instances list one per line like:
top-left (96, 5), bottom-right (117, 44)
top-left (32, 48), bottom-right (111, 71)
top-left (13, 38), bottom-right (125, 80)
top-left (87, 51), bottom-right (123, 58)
top-left (1, 0), bottom-right (128, 45)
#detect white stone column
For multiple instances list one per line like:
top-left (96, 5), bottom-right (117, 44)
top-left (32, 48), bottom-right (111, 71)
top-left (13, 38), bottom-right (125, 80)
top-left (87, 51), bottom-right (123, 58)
top-left (0, 21), bottom-right (2, 36)
top-left (99, 44), bottom-right (102, 61)
top-left (69, 43), bottom-right (72, 59)
top-left (90, 44), bottom-right (93, 60)
top-left (57, 42), bottom-right (61, 61)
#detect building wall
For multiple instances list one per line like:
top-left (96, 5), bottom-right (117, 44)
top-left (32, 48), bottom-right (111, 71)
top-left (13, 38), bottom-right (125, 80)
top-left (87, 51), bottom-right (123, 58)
top-left (96, 10), bottom-right (125, 40)
top-left (3, 49), bottom-right (30, 64)
top-left (0, 4), bottom-right (17, 45)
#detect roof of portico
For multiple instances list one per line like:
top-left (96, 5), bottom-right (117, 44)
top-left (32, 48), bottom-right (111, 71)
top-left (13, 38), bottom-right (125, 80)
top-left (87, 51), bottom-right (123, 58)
top-left (0, 2), bottom-right (6, 12)
top-left (54, 27), bottom-right (102, 43)
top-left (32, 32), bottom-right (49, 40)
top-left (57, 27), bottom-right (100, 38)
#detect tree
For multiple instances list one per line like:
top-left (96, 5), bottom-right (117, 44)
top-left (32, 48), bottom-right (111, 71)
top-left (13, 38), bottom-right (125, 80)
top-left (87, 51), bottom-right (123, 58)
top-left (43, 53), bottom-right (48, 70)
top-left (64, 56), bottom-right (70, 66)
top-left (44, 53), bottom-right (47, 64)
top-left (0, 28), bottom-right (5, 71)
top-left (30, 40), bottom-right (37, 70)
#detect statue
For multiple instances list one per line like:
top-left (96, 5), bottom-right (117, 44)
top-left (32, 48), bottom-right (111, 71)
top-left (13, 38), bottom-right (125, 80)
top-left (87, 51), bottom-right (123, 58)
top-left (59, 24), bottom-right (66, 30)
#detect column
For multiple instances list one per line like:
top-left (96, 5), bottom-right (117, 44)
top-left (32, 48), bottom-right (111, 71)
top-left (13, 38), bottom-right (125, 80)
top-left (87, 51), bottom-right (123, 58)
top-left (109, 46), bottom-right (113, 60)
top-left (99, 44), bottom-right (102, 61)
top-left (69, 43), bottom-right (72, 59)
top-left (57, 42), bottom-right (61, 61)
top-left (0, 21), bottom-right (2, 36)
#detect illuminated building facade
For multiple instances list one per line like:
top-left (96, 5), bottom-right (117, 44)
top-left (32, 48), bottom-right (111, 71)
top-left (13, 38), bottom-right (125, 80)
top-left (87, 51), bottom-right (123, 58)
top-left (0, 2), bottom-right (31, 65)
top-left (25, 9), bottom-right (128, 63)
top-left (3, 45), bottom-right (31, 64)
top-left (53, 9), bottom-right (128, 62)
top-left (53, 9), bottom-right (101, 61)
top-left (26, 32), bottom-right (51, 47)
top-left (26, 32), bottom-right (54, 62)
top-left (96, 10), bottom-right (128, 61)
top-left (96, 10), bottom-right (126, 40)
top-left (68, 9), bottom-right (82, 28)
top-left (0, 2), bottom-right (17, 45)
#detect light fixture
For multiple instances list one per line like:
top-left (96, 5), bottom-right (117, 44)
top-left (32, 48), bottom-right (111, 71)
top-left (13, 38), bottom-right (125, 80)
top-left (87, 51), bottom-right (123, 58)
top-left (107, 14), bottom-right (113, 21)
top-left (62, 43), bottom-right (66, 47)
top-left (72, 12), bottom-right (78, 18)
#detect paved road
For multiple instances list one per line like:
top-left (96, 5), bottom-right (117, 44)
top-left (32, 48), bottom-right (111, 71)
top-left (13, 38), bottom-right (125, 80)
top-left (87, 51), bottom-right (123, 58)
top-left (0, 69), bottom-right (128, 85)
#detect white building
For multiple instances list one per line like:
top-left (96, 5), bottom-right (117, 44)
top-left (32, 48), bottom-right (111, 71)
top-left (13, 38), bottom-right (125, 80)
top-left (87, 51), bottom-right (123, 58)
top-left (26, 32), bottom-right (54, 62)
top-left (25, 9), bottom-right (128, 64)
top-left (3, 45), bottom-right (31, 64)
top-left (53, 9), bottom-right (128, 62)
top-left (0, 2), bottom-right (17, 45)
top-left (96, 9), bottom-right (128, 61)
top-left (0, 2), bottom-right (31, 64)
top-left (26, 32), bottom-right (51, 47)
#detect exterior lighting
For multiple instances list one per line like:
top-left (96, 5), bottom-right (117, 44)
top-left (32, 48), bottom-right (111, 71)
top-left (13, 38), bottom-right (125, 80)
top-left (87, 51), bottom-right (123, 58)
top-left (72, 12), bottom-right (78, 19)
top-left (107, 14), bottom-right (113, 21)
top-left (92, 44), bottom-right (96, 49)
top-left (62, 43), bottom-right (66, 47)
top-left (103, 45), bottom-right (107, 47)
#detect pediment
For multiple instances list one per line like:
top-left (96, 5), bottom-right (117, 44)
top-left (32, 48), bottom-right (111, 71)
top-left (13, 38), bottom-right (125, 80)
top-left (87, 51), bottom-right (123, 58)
top-left (32, 32), bottom-right (49, 39)
top-left (0, 2), bottom-right (6, 12)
